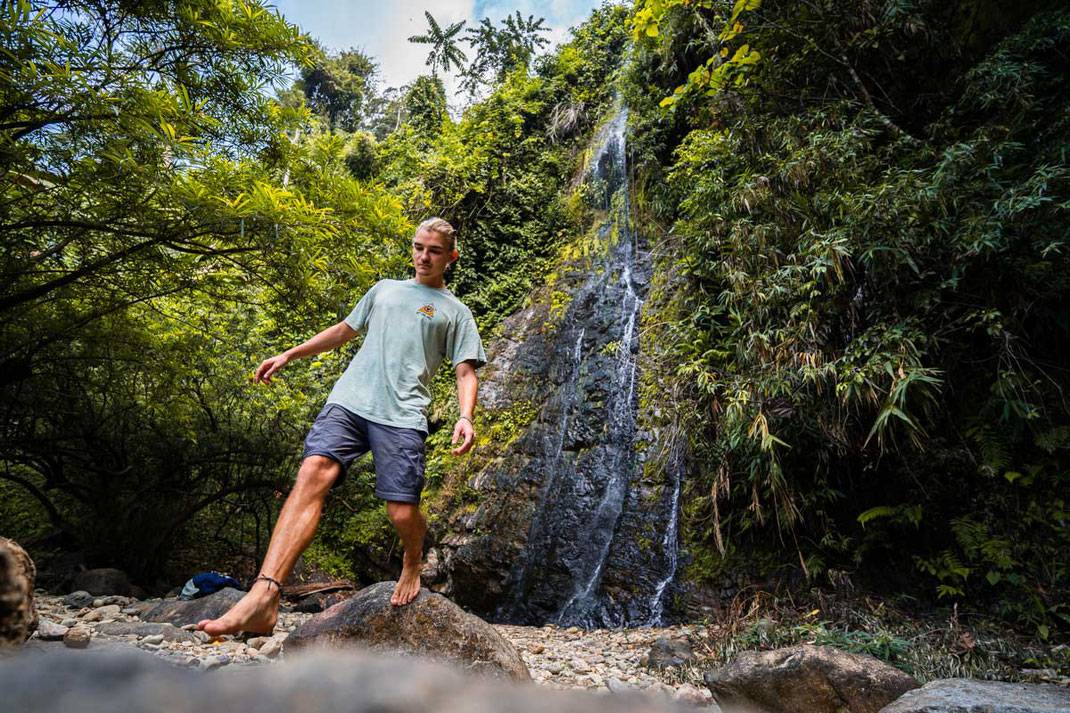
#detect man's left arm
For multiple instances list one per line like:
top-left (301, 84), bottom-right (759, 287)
top-left (451, 361), bottom-right (478, 455)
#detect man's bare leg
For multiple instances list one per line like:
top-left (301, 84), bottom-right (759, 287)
top-left (197, 456), bottom-right (341, 636)
top-left (386, 501), bottom-right (426, 606)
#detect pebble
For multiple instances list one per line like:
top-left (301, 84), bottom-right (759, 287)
top-left (259, 638), bottom-right (284, 659)
top-left (64, 626), bottom-right (92, 649)
top-left (675, 683), bottom-right (712, 703)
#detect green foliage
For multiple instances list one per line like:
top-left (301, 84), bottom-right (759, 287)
top-left (628, 1), bottom-right (1070, 636)
top-left (403, 75), bottom-right (448, 138)
top-left (461, 13), bottom-right (551, 96)
top-left (297, 47), bottom-right (377, 132)
top-left (0, 0), bottom-right (411, 577)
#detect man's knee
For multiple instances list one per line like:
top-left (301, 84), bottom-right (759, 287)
top-left (294, 455), bottom-right (341, 496)
top-left (386, 501), bottom-right (423, 529)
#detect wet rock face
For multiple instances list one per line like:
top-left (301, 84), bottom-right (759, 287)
top-left (0, 537), bottom-right (37, 646)
top-left (703, 644), bottom-right (919, 713)
top-left (286, 581), bottom-right (529, 683)
top-left (878, 678), bottom-right (1070, 713)
top-left (440, 108), bottom-right (682, 628)
top-left (0, 649), bottom-right (687, 713)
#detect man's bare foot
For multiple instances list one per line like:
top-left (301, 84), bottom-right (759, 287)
top-left (391, 557), bottom-right (422, 606)
top-left (197, 580), bottom-right (279, 636)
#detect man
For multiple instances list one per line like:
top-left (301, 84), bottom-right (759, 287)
top-left (198, 218), bottom-right (486, 636)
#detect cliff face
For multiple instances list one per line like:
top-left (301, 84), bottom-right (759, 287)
top-left (428, 107), bottom-right (684, 627)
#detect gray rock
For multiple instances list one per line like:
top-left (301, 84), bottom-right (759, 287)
top-left (95, 622), bottom-right (198, 643)
top-left (645, 637), bottom-right (696, 669)
top-left (36, 619), bottom-right (69, 641)
top-left (704, 644), bottom-right (918, 713)
top-left (71, 568), bottom-right (135, 597)
top-left (63, 626), bottom-right (92, 649)
top-left (93, 604), bottom-right (121, 619)
top-left (0, 537), bottom-right (37, 646)
top-left (0, 649), bottom-right (687, 713)
top-left (878, 678), bottom-right (1070, 712)
top-left (64, 591), bottom-right (95, 608)
top-left (260, 638), bottom-right (284, 658)
top-left (286, 581), bottom-right (530, 682)
top-left (138, 587), bottom-right (245, 627)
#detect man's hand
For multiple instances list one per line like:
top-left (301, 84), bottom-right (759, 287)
top-left (255, 353), bottom-right (290, 384)
top-left (451, 418), bottom-right (475, 455)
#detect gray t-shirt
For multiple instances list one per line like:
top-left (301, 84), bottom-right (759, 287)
top-left (326, 278), bottom-right (487, 433)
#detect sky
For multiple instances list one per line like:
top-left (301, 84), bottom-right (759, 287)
top-left (269, 1), bottom-right (609, 103)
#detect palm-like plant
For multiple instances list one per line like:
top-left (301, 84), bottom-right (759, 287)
top-left (408, 11), bottom-right (467, 77)
top-left (501, 11), bottom-right (550, 60)
top-left (461, 12), bottom-right (550, 95)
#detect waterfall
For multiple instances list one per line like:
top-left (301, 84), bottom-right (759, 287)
top-left (491, 103), bottom-right (682, 628)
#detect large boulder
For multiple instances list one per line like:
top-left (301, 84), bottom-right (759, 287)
top-left (0, 649), bottom-right (681, 713)
top-left (879, 678), bottom-right (1070, 712)
top-left (0, 537), bottom-right (37, 646)
top-left (703, 644), bottom-right (918, 713)
top-left (71, 568), bottom-right (135, 597)
top-left (286, 581), bottom-right (530, 682)
top-left (137, 587), bottom-right (244, 627)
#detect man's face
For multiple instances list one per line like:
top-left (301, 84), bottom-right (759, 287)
top-left (412, 229), bottom-right (457, 281)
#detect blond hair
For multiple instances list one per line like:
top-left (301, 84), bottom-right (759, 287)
top-left (416, 217), bottom-right (457, 252)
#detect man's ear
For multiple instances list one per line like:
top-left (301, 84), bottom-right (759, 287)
top-left (450, 249), bottom-right (459, 265)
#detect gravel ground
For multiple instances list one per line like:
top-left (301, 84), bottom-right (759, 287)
top-left (24, 592), bottom-right (715, 705)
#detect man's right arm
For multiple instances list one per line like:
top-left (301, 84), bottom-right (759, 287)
top-left (254, 321), bottom-right (358, 384)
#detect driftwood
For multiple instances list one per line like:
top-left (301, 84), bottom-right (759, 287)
top-left (283, 581), bottom-right (357, 601)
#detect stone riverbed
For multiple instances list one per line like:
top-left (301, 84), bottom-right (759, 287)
top-left (22, 592), bottom-right (716, 706)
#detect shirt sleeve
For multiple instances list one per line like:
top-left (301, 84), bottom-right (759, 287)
top-left (448, 317), bottom-right (487, 369)
top-left (343, 281), bottom-right (382, 334)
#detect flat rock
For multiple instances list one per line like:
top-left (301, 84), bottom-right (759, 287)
top-left (138, 587), bottom-right (245, 627)
top-left (704, 644), bottom-right (918, 713)
top-left (286, 581), bottom-right (530, 682)
top-left (0, 649), bottom-right (686, 713)
top-left (878, 678), bottom-right (1070, 713)
top-left (95, 622), bottom-right (198, 643)
top-left (71, 568), bottom-right (135, 597)
top-left (0, 537), bottom-right (37, 646)
top-left (36, 619), bottom-right (69, 641)
top-left (63, 590), bottom-right (95, 608)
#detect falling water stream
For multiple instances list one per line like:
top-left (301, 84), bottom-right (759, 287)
top-left (494, 104), bottom-right (681, 627)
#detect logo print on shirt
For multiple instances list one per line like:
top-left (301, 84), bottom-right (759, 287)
top-left (417, 303), bottom-right (436, 320)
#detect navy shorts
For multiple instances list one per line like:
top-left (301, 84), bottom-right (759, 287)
top-left (302, 403), bottom-right (427, 504)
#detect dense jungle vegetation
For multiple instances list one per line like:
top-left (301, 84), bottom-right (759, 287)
top-left (626, 0), bottom-right (1069, 640)
top-left (1, 0), bottom-right (1066, 650)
